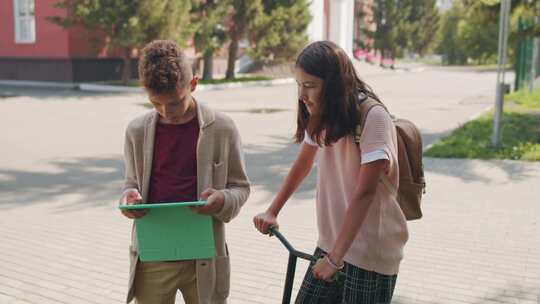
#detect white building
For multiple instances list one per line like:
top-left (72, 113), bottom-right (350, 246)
top-left (306, 0), bottom-right (356, 56)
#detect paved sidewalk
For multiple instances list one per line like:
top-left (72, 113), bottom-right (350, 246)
top-left (1, 158), bottom-right (539, 304)
top-left (1, 67), bottom-right (538, 304)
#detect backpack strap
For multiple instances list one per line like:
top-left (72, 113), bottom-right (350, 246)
top-left (355, 96), bottom-right (398, 199)
top-left (354, 96), bottom-right (388, 144)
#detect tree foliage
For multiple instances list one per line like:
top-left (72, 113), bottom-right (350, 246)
top-left (435, 4), bottom-right (467, 64)
top-left (364, 0), bottom-right (440, 61)
top-left (191, 0), bottom-right (229, 80)
top-left (225, 0), bottom-right (263, 79)
top-left (49, 0), bottom-right (191, 84)
top-left (248, 0), bottom-right (311, 64)
top-left (406, 0), bottom-right (440, 56)
top-left (436, 0), bottom-right (539, 66)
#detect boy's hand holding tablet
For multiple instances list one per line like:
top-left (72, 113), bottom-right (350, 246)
top-left (190, 188), bottom-right (224, 215)
top-left (120, 189), bottom-right (148, 219)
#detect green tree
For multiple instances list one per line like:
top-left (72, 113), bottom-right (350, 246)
top-left (138, 1), bottom-right (192, 45)
top-left (248, 0), bottom-right (311, 64)
top-left (370, 0), bottom-right (407, 63)
top-left (364, 0), bottom-right (439, 62)
top-left (435, 3), bottom-right (467, 64)
top-left (406, 0), bottom-right (440, 56)
top-left (261, 0), bottom-right (297, 13)
top-left (191, 0), bottom-right (228, 81)
top-left (459, 3), bottom-right (498, 64)
top-left (225, 0), bottom-right (263, 79)
top-left (435, 0), bottom-right (539, 66)
top-left (511, 0), bottom-right (540, 38)
top-left (49, 0), bottom-right (191, 84)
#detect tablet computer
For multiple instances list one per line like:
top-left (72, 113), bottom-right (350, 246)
top-left (120, 200), bottom-right (215, 261)
top-left (118, 200), bottom-right (207, 210)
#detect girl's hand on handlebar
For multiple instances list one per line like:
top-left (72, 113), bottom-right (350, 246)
top-left (253, 211), bottom-right (278, 235)
top-left (312, 256), bottom-right (339, 282)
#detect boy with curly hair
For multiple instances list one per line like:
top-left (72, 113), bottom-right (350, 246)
top-left (119, 40), bottom-right (250, 304)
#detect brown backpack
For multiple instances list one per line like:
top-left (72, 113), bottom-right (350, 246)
top-left (354, 96), bottom-right (426, 221)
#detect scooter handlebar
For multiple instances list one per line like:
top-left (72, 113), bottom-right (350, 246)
top-left (269, 226), bottom-right (316, 262)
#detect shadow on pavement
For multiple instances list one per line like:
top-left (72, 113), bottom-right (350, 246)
top-left (0, 156), bottom-right (124, 210)
top-left (1, 128), bottom-right (535, 210)
top-left (0, 136), bottom-right (316, 210)
top-left (243, 135), bottom-right (317, 205)
top-left (424, 156), bottom-right (537, 183)
top-left (393, 283), bottom-right (539, 304)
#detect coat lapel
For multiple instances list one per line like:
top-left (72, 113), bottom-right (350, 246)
top-left (142, 112), bottom-right (158, 202)
top-left (195, 101), bottom-right (216, 198)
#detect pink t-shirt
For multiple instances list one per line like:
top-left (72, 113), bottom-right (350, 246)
top-left (304, 106), bottom-right (408, 275)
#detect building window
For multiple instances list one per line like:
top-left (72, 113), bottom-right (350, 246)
top-left (14, 0), bottom-right (36, 43)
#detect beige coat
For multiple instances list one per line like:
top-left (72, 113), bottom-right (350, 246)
top-left (122, 101), bottom-right (250, 303)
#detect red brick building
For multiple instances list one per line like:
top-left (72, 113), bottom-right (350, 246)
top-left (0, 0), bottom-right (136, 82)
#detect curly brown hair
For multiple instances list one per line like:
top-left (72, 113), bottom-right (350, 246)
top-left (138, 40), bottom-right (193, 94)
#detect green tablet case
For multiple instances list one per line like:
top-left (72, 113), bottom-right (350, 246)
top-left (120, 201), bottom-right (216, 261)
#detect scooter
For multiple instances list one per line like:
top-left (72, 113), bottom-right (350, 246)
top-left (268, 226), bottom-right (345, 304)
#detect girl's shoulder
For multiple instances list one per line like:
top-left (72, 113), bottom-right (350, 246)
top-left (365, 104), bottom-right (392, 122)
top-left (362, 105), bottom-right (394, 135)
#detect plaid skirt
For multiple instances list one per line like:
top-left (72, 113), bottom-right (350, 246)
top-left (295, 248), bottom-right (398, 304)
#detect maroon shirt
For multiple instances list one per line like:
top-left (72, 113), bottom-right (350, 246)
top-left (147, 115), bottom-right (199, 204)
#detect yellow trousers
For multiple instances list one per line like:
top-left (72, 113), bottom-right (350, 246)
top-left (134, 260), bottom-right (199, 304)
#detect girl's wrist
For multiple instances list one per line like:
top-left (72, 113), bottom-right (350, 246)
top-left (267, 202), bottom-right (281, 216)
top-left (326, 252), bottom-right (344, 270)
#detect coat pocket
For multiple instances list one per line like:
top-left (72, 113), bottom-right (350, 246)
top-left (214, 255), bottom-right (230, 298)
top-left (212, 161), bottom-right (227, 190)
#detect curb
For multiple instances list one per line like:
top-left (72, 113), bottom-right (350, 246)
top-left (1, 78), bottom-right (295, 93)
top-left (78, 83), bottom-right (143, 93)
top-left (0, 80), bottom-right (78, 90)
top-left (423, 104), bottom-right (494, 152)
top-left (198, 77), bottom-right (295, 91)
top-left (79, 78), bottom-right (295, 93)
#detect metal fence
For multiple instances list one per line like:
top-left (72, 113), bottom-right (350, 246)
top-left (514, 18), bottom-right (540, 91)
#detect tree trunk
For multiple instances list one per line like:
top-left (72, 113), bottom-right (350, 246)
top-left (192, 56), bottom-right (201, 76)
top-left (122, 48), bottom-right (132, 86)
top-left (203, 50), bottom-right (214, 81)
top-left (226, 35), bottom-right (239, 80)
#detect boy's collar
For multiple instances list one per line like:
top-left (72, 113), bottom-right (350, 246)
top-left (194, 99), bottom-right (215, 129)
top-left (148, 99), bottom-right (215, 130)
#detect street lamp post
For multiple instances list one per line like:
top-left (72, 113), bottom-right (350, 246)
top-left (491, 0), bottom-right (512, 148)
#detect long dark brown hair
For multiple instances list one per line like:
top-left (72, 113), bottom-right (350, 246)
top-left (294, 41), bottom-right (380, 146)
